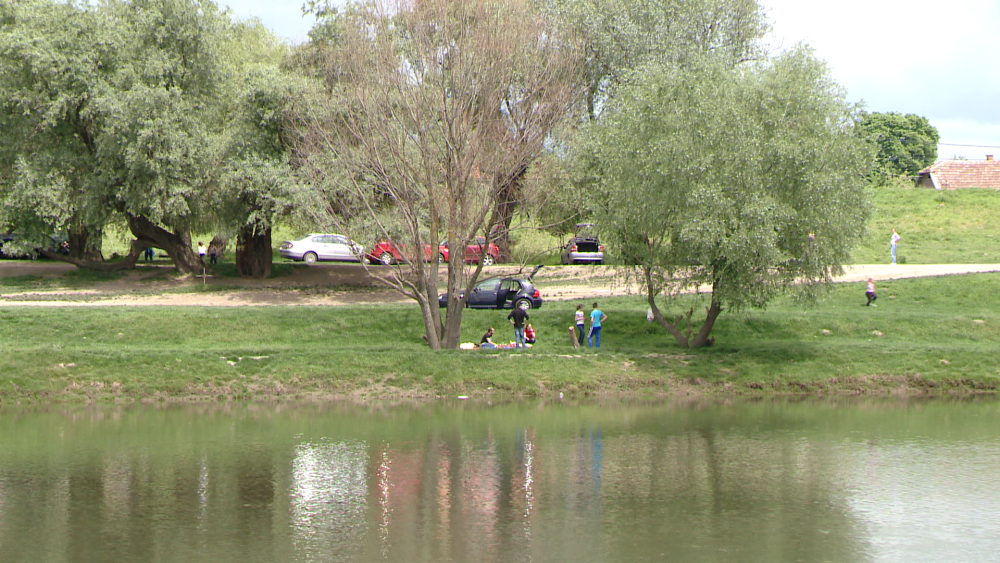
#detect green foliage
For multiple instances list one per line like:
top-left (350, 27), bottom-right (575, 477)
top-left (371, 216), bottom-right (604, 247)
top-left (574, 49), bottom-right (873, 344)
top-left (0, 0), bottom-right (301, 271)
top-left (857, 111), bottom-right (939, 180)
top-left (547, 0), bottom-right (769, 119)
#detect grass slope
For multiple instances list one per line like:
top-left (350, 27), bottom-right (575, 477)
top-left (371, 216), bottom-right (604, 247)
top-left (2, 273), bottom-right (999, 402)
top-left (851, 187), bottom-right (1000, 264)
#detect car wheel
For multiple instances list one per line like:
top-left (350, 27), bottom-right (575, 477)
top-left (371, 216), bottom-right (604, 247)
top-left (438, 252), bottom-right (446, 263)
top-left (304, 252), bottom-right (318, 265)
top-left (515, 298), bottom-right (532, 311)
top-left (482, 254), bottom-right (495, 266)
top-left (379, 252), bottom-right (395, 266)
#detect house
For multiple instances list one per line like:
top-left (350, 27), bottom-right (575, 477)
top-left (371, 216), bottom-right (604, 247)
top-left (917, 155), bottom-right (1000, 189)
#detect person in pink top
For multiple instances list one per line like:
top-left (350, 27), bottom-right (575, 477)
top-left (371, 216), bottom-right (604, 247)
top-left (865, 278), bottom-right (877, 307)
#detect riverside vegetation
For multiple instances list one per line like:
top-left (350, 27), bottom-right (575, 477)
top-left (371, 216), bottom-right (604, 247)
top-left (3, 186), bottom-right (999, 402)
top-left (1, 272), bottom-right (998, 402)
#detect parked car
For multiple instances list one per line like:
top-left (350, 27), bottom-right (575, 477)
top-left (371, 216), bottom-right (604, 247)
top-left (440, 237), bottom-right (500, 265)
top-left (279, 234), bottom-right (365, 265)
top-left (365, 241), bottom-right (443, 266)
top-left (1, 232), bottom-right (70, 259)
top-left (560, 223), bottom-right (604, 265)
top-left (438, 267), bottom-right (544, 310)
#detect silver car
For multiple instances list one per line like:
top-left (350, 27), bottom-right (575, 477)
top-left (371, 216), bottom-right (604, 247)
top-left (279, 234), bottom-right (365, 265)
top-left (560, 223), bottom-right (604, 265)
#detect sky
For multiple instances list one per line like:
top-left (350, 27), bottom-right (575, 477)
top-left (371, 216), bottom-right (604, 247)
top-left (219, 0), bottom-right (1000, 161)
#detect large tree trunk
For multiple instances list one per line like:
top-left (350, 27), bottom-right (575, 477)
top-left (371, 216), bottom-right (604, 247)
top-left (689, 299), bottom-right (721, 348)
top-left (646, 268), bottom-right (721, 349)
top-left (487, 164), bottom-right (529, 263)
top-left (67, 224), bottom-right (103, 261)
top-left (126, 213), bottom-right (202, 274)
top-left (38, 239), bottom-right (143, 271)
top-left (236, 227), bottom-right (271, 279)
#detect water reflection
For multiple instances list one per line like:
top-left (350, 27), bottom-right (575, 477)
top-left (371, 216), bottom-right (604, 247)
top-left (0, 400), bottom-right (997, 563)
top-left (290, 442), bottom-right (367, 562)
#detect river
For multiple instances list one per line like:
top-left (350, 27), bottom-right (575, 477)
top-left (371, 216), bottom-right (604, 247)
top-left (1, 399), bottom-right (998, 563)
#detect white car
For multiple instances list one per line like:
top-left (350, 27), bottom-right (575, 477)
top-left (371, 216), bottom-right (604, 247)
top-left (279, 234), bottom-right (365, 265)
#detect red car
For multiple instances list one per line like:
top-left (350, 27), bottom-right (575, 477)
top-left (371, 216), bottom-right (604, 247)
top-left (367, 238), bottom-right (500, 266)
top-left (439, 237), bottom-right (499, 266)
top-left (365, 241), bottom-right (441, 266)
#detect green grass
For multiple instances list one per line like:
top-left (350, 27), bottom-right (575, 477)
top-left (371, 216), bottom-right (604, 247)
top-left (2, 273), bottom-right (999, 402)
top-left (851, 186), bottom-right (1000, 263)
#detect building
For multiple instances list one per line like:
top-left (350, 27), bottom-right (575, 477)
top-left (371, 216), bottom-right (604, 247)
top-left (916, 155), bottom-right (1000, 189)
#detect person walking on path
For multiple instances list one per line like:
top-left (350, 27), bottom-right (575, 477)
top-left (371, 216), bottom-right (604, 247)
top-left (508, 307), bottom-right (529, 349)
top-left (865, 277), bottom-right (877, 307)
top-left (890, 228), bottom-right (901, 265)
top-left (588, 302), bottom-right (607, 350)
top-left (574, 304), bottom-right (586, 347)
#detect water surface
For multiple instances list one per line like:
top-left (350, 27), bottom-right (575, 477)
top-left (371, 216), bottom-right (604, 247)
top-left (1, 399), bottom-right (999, 563)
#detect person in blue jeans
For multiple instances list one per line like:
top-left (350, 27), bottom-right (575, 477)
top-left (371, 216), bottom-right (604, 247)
top-left (508, 307), bottom-right (529, 349)
top-left (588, 302), bottom-right (607, 350)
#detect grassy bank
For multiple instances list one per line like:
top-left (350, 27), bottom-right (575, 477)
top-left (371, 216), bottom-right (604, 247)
top-left (851, 186), bottom-right (1000, 263)
top-left (2, 273), bottom-right (999, 402)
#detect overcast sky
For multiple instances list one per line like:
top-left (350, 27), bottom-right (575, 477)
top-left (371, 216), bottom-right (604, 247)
top-left (219, 0), bottom-right (1000, 161)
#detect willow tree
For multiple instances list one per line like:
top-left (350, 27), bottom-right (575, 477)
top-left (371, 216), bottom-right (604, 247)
top-left (0, 0), bottom-right (113, 262)
top-left (577, 49), bottom-right (873, 348)
top-left (1, 0), bottom-right (289, 274)
top-left (298, 0), bottom-right (581, 349)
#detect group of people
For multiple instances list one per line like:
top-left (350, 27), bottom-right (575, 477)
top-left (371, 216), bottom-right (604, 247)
top-left (480, 306), bottom-right (536, 349)
top-left (197, 242), bottom-right (219, 265)
top-left (575, 303), bottom-right (606, 349)
top-left (478, 301), bottom-right (608, 351)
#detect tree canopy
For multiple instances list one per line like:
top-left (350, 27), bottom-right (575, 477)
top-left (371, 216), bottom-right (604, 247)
top-left (296, 0), bottom-right (581, 349)
top-left (576, 50), bottom-right (873, 347)
top-left (0, 0), bottom-right (297, 275)
top-left (857, 111), bottom-right (939, 179)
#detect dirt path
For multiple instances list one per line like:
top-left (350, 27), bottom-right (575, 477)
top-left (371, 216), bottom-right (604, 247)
top-left (1, 261), bottom-right (998, 307)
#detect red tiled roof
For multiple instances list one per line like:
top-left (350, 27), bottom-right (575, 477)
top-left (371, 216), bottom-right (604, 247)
top-left (918, 159), bottom-right (1000, 189)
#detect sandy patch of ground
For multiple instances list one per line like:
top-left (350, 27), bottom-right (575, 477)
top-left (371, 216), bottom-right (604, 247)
top-left (1, 260), bottom-right (998, 307)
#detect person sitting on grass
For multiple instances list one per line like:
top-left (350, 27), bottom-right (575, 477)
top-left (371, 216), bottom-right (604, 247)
top-left (866, 278), bottom-right (877, 307)
top-left (524, 323), bottom-right (536, 345)
top-left (480, 327), bottom-right (497, 349)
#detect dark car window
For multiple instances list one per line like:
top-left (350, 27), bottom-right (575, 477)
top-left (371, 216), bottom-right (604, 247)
top-left (475, 278), bottom-right (500, 292)
top-left (332, 235), bottom-right (349, 245)
top-left (500, 278), bottom-right (522, 294)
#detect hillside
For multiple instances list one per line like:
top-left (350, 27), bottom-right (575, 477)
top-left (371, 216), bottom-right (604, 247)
top-left (851, 187), bottom-right (1000, 264)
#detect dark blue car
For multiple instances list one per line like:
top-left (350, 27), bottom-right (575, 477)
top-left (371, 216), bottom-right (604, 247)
top-left (438, 275), bottom-right (543, 310)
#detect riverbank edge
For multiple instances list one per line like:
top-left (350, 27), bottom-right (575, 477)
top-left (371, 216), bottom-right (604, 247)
top-left (3, 373), bottom-right (997, 405)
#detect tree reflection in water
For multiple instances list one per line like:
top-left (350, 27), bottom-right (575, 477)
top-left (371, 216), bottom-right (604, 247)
top-left (0, 401), bottom-right (998, 562)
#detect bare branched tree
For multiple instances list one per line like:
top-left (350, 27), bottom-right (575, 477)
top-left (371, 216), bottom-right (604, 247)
top-left (296, 0), bottom-right (581, 349)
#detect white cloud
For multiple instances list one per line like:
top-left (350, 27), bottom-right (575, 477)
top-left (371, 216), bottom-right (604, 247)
top-left (221, 0), bottom-right (1000, 161)
top-left (765, 0), bottom-right (1000, 160)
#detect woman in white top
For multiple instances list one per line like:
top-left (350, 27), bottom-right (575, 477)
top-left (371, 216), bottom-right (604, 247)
top-left (575, 304), bottom-right (586, 347)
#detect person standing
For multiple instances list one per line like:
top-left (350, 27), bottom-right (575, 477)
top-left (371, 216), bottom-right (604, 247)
top-left (574, 304), bottom-right (586, 347)
top-left (588, 302), bottom-right (607, 350)
top-left (209, 245), bottom-right (218, 265)
top-left (508, 307), bottom-right (529, 349)
top-left (890, 228), bottom-right (901, 265)
top-left (197, 241), bottom-right (207, 266)
top-left (865, 277), bottom-right (877, 307)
